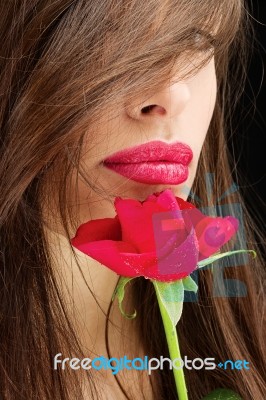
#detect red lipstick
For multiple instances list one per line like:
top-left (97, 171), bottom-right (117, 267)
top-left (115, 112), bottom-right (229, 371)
top-left (102, 140), bottom-right (193, 185)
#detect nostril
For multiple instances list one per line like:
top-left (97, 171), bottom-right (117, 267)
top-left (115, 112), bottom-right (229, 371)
top-left (141, 105), bottom-right (156, 113)
top-left (141, 105), bottom-right (166, 115)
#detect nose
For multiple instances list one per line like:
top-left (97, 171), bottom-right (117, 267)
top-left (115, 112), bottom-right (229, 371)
top-left (126, 81), bottom-right (191, 120)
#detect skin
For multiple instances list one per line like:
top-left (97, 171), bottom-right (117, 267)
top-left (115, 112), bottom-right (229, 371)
top-left (44, 55), bottom-right (217, 398)
top-left (72, 55), bottom-right (217, 224)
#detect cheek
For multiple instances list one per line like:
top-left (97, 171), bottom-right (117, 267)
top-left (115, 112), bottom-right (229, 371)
top-left (189, 59), bottom-right (217, 156)
top-left (201, 57), bottom-right (217, 118)
top-left (179, 59), bottom-right (217, 199)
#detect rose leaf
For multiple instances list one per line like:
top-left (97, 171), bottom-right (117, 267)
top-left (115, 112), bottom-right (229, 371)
top-left (197, 250), bottom-right (256, 269)
top-left (112, 276), bottom-right (137, 319)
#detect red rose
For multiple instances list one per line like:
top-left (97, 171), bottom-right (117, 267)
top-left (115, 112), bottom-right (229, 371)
top-left (71, 189), bottom-right (238, 282)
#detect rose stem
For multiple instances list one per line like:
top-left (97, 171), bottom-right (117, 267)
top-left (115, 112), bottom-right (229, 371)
top-left (154, 284), bottom-right (189, 400)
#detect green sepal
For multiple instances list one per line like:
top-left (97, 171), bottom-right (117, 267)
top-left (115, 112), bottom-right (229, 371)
top-left (152, 279), bottom-right (184, 327)
top-left (112, 276), bottom-right (137, 319)
top-left (197, 250), bottom-right (256, 269)
top-left (201, 388), bottom-right (243, 399)
top-left (182, 275), bottom-right (198, 293)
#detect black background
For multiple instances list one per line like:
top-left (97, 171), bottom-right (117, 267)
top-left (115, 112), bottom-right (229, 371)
top-left (233, 1), bottom-right (266, 207)
top-left (227, 0), bottom-right (266, 317)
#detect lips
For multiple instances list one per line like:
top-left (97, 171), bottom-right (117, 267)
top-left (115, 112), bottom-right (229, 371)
top-left (103, 140), bottom-right (193, 164)
top-left (102, 140), bottom-right (193, 185)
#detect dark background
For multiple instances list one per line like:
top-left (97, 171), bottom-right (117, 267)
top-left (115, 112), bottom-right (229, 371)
top-left (232, 1), bottom-right (266, 208)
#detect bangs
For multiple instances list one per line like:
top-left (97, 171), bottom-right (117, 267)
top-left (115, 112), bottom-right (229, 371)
top-left (29, 0), bottom-right (245, 123)
top-left (105, 0), bottom-right (243, 50)
top-left (93, 0), bottom-right (244, 105)
top-left (102, 0), bottom-right (243, 56)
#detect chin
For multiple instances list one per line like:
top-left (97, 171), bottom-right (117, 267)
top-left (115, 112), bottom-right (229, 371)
top-left (116, 181), bottom-right (191, 202)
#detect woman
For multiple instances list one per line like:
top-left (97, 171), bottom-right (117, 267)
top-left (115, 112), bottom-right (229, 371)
top-left (0, 0), bottom-right (265, 399)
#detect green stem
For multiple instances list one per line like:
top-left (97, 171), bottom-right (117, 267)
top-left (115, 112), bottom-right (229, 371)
top-left (154, 283), bottom-right (188, 400)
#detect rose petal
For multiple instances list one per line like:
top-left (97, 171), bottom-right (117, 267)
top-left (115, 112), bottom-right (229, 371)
top-left (145, 228), bottom-right (199, 281)
top-left (152, 209), bottom-right (188, 253)
top-left (175, 196), bottom-right (196, 210)
top-left (179, 208), bottom-right (239, 260)
top-left (197, 216), bottom-right (239, 260)
top-left (181, 207), bottom-right (209, 232)
top-left (71, 216), bottom-right (121, 246)
top-left (71, 239), bottom-right (141, 277)
top-left (114, 197), bottom-right (164, 253)
top-left (71, 189), bottom-right (238, 283)
top-left (155, 189), bottom-right (180, 211)
top-left (147, 190), bottom-right (195, 211)
top-left (145, 193), bottom-right (158, 203)
top-left (117, 228), bottom-right (199, 282)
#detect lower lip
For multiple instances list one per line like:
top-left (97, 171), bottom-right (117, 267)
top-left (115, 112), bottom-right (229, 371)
top-left (103, 161), bottom-right (189, 184)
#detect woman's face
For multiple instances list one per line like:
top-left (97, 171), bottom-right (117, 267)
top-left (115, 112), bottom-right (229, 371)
top-left (68, 55), bottom-right (217, 225)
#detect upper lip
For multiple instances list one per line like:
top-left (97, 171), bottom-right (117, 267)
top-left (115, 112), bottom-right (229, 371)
top-left (103, 140), bottom-right (193, 165)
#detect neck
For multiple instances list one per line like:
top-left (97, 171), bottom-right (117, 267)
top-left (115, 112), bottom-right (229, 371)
top-left (43, 225), bottom-right (158, 399)
top-left (44, 225), bottom-right (122, 356)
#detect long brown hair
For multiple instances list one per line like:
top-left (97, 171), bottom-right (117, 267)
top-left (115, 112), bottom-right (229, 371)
top-left (0, 0), bottom-right (265, 399)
